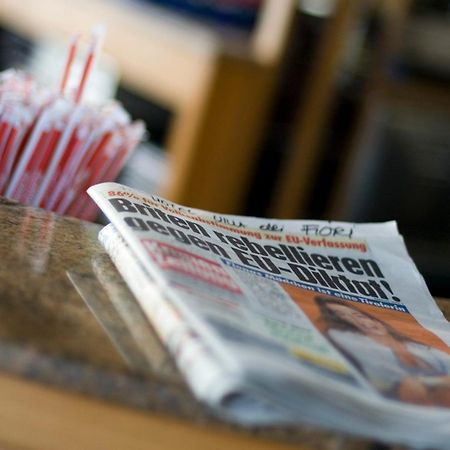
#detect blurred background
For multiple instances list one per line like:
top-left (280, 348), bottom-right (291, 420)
top-left (0, 0), bottom-right (448, 296)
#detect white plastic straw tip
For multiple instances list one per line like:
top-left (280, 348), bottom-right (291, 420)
top-left (91, 24), bottom-right (107, 42)
top-left (69, 33), bottom-right (81, 44)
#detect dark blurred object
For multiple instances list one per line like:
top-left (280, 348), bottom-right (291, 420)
top-left (326, 0), bottom-right (450, 297)
top-left (338, 102), bottom-right (450, 297)
top-left (116, 85), bottom-right (172, 147)
top-left (139, 0), bottom-right (263, 30)
top-left (247, 0), bottom-right (375, 218)
top-left (411, 0), bottom-right (450, 15)
top-left (402, 1), bottom-right (450, 81)
top-left (0, 26), bottom-right (33, 70)
top-left (246, 11), bottom-right (326, 216)
top-left (246, 11), bottom-right (327, 216)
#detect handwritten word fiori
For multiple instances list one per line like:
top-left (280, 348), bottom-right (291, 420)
top-left (297, 224), bottom-right (353, 238)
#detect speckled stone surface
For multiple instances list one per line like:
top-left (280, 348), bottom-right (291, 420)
top-left (0, 197), bottom-right (197, 418)
top-left (0, 198), bottom-right (447, 449)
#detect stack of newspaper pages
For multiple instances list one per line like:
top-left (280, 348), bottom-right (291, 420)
top-left (88, 182), bottom-right (450, 449)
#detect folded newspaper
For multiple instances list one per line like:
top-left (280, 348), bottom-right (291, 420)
top-left (88, 182), bottom-right (450, 449)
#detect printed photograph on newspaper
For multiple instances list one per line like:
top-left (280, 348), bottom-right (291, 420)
top-left (283, 287), bottom-right (450, 406)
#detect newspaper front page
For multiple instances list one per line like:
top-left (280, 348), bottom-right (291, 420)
top-left (88, 182), bottom-right (450, 449)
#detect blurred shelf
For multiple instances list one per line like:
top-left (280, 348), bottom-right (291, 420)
top-left (0, 0), bottom-right (296, 213)
top-left (386, 77), bottom-right (450, 111)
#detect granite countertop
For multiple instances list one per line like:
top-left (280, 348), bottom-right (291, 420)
top-left (0, 197), bottom-right (448, 450)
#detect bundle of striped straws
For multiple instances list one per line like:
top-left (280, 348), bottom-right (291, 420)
top-left (0, 30), bottom-right (145, 220)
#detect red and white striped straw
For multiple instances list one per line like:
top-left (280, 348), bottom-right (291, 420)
top-left (74, 26), bottom-right (105, 103)
top-left (59, 33), bottom-right (80, 96)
